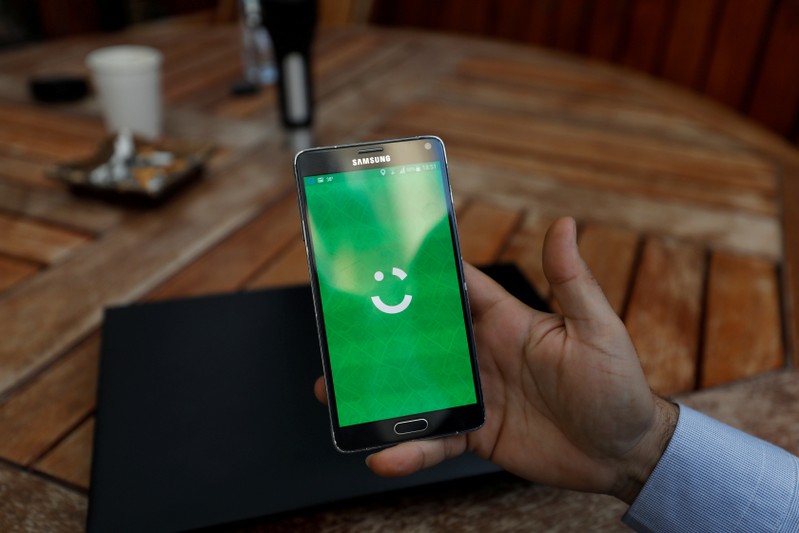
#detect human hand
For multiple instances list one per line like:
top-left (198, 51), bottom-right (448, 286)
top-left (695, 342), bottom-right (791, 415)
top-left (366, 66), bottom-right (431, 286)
top-left (314, 217), bottom-right (677, 504)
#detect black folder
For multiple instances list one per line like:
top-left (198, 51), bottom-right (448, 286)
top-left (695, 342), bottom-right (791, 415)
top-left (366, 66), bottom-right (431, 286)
top-left (88, 264), bottom-right (545, 532)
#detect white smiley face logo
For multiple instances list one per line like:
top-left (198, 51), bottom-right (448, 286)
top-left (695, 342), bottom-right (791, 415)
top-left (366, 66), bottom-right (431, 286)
top-left (371, 267), bottom-right (412, 314)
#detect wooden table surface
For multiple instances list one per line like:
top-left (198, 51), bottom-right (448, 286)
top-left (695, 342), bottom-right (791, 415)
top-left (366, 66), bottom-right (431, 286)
top-left (1, 20), bottom-right (798, 532)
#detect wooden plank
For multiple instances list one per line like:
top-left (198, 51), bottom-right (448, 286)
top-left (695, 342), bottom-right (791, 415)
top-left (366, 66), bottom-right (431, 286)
top-left (0, 333), bottom-right (98, 465)
top-left (701, 252), bottom-right (783, 387)
top-left (585, 0), bottom-right (631, 61)
top-left (484, 0), bottom-right (536, 42)
top-left (0, 29), bottom-right (459, 394)
top-left (659, 0), bottom-right (721, 89)
top-left (620, 0), bottom-right (674, 73)
top-left (245, 239), bottom-right (310, 289)
top-left (210, 85), bottom-right (277, 120)
top-left (0, 461), bottom-right (86, 531)
top-left (0, 154), bottom-right (293, 397)
top-left (747, 0), bottom-right (799, 137)
top-left (455, 201), bottom-right (522, 265)
top-left (163, 42), bottom-right (243, 104)
top-left (0, 181), bottom-right (124, 236)
top-left (0, 127), bottom-right (96, 163)
top-left (452, 55), bottom-right (640, 101)
top-left (782, 164), bottom-right (799, 367)
top-left (577, 223), bottom-right (640, 316)
top-left (446, 140), bottom-right (776, 217)
top-left (0, 151), bottom-right (57, 189)
top-left (0, 213), bottom-right (90, 265)
top-left (498, 210), bottom-right (557, 299)
top-left (436, 74), bottom-right (744, 154)
top-left (35, 418), bottom-right (95, 491)
top-left (625, 237), bottom-right (705, 395)
top-left (519, 0), bottom-right (556, 46)
top-left (146, 192), bottom-right (301, 301)
top-left (0, 103), bottom-right (106, 141)
top-left (361, 138), bottom-right (781, 260)
top-left (551, 0), bottom-right (592, 52)
top-left (0, 105), bottom-right (102, 164)
top-left (386, 101), bottom-right (778, 197)
top-left (702, 0), bottom-right (773, 110)
top-left (0, 255), bottom-right (38, 293)
top-left (439, 0), bottom-right (490, 34)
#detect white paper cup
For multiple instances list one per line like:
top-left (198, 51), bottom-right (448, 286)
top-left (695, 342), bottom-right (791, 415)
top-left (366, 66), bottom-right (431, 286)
top-left (86, 45), bottom-right (163, 139)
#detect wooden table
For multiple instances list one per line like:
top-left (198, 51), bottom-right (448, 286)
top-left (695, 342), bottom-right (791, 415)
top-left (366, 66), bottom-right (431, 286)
top-left (1, 21), bottom-right (798, 532)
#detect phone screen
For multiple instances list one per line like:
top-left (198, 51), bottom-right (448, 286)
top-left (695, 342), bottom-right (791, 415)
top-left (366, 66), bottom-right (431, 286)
top-left (295, 137), bottom-right (483, 451)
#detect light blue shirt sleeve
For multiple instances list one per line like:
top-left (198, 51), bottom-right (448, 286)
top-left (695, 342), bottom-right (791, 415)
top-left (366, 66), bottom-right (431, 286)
top-left (623, 405), bottom-right (799, 532)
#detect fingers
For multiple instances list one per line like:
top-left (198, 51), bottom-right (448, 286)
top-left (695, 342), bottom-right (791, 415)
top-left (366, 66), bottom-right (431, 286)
top-left (542, 217), bottom-right (616, 324)
top-left (366, 436), bottom-right (468, 477)
top-left (314, 376), bottom-right (327, 405)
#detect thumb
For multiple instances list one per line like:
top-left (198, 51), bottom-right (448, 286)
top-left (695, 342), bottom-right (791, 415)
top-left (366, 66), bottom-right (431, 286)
top-left (543, 217), bottom-right (616, 325)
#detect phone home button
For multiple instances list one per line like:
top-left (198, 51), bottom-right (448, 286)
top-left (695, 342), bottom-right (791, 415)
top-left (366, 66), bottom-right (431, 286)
top-left (393, 418), bottom-right (429, 435)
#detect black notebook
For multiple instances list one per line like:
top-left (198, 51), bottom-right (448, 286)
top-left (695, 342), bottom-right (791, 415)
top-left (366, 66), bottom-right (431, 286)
top-left (88, 264), bottom-right (547, 532)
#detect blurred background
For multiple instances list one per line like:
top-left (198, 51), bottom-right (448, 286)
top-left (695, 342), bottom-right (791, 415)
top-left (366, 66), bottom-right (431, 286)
top-left (1, 0), bottom-right (797, 146)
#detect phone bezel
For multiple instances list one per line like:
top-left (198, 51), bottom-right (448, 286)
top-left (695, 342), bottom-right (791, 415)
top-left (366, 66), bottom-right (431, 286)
top-left (294, 136), bottom-right (485, 452)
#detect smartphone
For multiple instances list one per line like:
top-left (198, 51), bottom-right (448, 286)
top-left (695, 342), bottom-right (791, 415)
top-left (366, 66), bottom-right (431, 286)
top-left (294, 136), bottom-right (484, 452)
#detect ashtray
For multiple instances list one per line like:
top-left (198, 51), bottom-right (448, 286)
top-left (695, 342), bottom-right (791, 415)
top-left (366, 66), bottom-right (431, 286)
top-left (48, 132), bottom-right (214, 205)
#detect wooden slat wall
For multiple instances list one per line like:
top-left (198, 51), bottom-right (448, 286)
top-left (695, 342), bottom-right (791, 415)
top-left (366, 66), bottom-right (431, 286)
top-left (371, 0), bottom-right (799, 145)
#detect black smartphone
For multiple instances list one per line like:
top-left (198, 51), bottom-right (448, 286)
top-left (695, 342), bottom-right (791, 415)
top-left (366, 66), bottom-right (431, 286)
top-left (294, 136), bottom-right (485, 452)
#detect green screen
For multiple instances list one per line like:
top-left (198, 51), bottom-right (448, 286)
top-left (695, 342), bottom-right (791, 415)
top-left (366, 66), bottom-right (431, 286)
top-left (304, 162), bottom-right (477, 427)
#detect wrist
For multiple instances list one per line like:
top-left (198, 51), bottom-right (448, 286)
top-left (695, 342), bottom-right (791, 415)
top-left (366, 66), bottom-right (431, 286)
top-left (613, 397), bottom-right (679, 505)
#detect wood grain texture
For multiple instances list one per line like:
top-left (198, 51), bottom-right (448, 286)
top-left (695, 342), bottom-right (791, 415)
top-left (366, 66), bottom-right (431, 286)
top-left (484, 0), bottom-right (538, 42)
top-left (456, 201), bottom-right (522, 265)
top-left (0, 213), bottom-right (90, 265)
top-left (585, 0), bottom-right (631, 61)
top-left (659, 0), bottom-right (720, 89)
top-left (0, 181), bottom-right (124, 235)
top-left (438, 148), bottom-right (780, 260)
top-left (385, 100), bottom-right (778, 204)
top-left (371, 0), bottom-right (798, 146)
top-left (35, 418), bottom-right (95, 490)
top-left (0, 334), bottom-right (98, 465)
top-left (0, 103), bottom-right (105, 142)
top-left (245, 239), bottom-right (310, 289)
top-left (0, 154), bottom-right (292, 397)
top-left (621, 0), bottom-right (673, 72)
top-left (577, 223), bottom-right (640, 316)
top-left (625, 237), bottom-right (705, 395)
top-left (747, 0), bottom-right (799, 137)
top-left (0, 151), bottom-right (59, 189)
top-left (436, 72), bottom-right (742, 155)
top-left (551, 0), bottom-right (592, 52)
top-left (702, 0), bottom-right (774, 110)
top-left (0, 255), bottom-right (38, 293)
top-left (701, 252), bottom-right (783, 387)
top-left (146, 192), bottom-right (301, 301)
top-left (782, 163), bottom-right (799, 366)
top-left (0, 22), bottom-right (796, 529)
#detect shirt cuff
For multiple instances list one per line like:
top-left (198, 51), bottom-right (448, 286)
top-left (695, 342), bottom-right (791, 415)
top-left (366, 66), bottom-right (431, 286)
top-left (622, 405), bottom-right (799, 533)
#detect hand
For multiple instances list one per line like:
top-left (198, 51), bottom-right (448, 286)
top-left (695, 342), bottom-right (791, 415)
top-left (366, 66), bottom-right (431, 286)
top-left (314, 217), bottom-right (677, 504)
